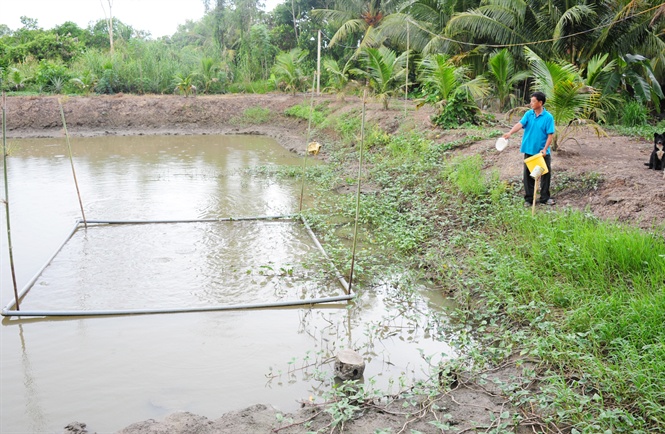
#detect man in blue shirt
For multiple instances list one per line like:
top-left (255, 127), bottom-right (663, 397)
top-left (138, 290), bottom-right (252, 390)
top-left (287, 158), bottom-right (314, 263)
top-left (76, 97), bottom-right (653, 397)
top-left (502, 91), bottom-right (556, 206)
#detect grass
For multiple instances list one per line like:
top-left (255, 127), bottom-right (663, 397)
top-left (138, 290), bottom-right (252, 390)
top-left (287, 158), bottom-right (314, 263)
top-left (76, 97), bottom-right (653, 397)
top-left (284, 102), bottom-right (328, 126)
top-left (607, 119), bottom-right (665, 141)
top-left (300, 113), bottom-right (665, 432)
top-left (471, 206), bottom-right (665, 431)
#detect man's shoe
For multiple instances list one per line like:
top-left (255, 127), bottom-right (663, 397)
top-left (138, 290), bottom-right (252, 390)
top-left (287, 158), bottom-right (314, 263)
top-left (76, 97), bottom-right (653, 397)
top-left (541, 199), bottom-right (556, 206)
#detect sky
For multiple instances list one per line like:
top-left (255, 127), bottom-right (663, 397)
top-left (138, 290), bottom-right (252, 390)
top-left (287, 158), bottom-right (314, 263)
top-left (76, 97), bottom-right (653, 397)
top-left (1, 0), bottom-right (281, 38)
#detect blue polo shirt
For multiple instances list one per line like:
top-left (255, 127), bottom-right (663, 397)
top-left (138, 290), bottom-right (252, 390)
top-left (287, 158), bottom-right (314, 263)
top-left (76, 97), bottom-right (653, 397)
top-left (519, 108), bottom-right (555, 155)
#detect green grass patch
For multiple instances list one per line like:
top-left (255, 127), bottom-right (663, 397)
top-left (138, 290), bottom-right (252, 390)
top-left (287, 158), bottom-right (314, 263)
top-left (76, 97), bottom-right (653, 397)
top-left (230, 106), bottom-right (274, 125)
top-left (303, 120), bottom-right (665, 432)
top-left (227, 80), bottom-right (275, 94)
top-left (284, 103), bottom-right (328, 126)
top-left (467, 206), bottom-right (665, 431)
top-left (607, 120), bottom-right (665, 141)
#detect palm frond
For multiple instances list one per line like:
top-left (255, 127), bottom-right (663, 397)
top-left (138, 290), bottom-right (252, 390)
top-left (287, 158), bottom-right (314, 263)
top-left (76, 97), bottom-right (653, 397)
top-left (328, 19), bottom-right (367, 47)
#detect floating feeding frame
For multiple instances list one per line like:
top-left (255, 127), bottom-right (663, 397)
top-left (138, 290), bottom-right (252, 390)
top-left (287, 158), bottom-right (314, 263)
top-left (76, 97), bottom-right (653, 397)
top-left (1, 214), bottom-right (353, 318)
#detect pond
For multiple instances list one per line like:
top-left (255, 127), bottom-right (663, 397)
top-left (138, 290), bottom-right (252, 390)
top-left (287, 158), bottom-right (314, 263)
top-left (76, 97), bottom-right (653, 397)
top-left (1, 134), bottom-right (453, 433)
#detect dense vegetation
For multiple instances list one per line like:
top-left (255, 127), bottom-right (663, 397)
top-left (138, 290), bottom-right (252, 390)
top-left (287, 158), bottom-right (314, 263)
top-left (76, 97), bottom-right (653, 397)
top-left (1, 0), bottom-right (664, 128)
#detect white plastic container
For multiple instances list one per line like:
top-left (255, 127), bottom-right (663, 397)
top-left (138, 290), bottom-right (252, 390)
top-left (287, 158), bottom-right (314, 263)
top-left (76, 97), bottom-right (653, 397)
top-left (495, 137), bottom-right (508, 152)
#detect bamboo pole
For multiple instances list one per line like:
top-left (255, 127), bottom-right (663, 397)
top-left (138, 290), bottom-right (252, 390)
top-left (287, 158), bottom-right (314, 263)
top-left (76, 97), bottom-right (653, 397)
top-left (2, 294), bottom-right (354, 318)
top-left (404, 22), bottom-right (409, 119)
top-left (299, 75), bottom-right (317, 213)
top-left (347, 89), bottom-right (367, 293)
top-left (58, 100), bottom-right (87, 229)
top-left (2, 92), bottom-right (20, 311)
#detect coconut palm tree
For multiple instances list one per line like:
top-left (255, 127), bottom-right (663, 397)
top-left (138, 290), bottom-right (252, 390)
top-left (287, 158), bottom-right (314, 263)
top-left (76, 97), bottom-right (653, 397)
top-left (416, 53), bottom-right (489, 127)
top-left (199, 57), bottom-right (220, 94)
top-left (271, 48), bottom-right (309, 95)
top-left (417, 53), bottom-right (489, 109)
top-left (173, 73), bottom-right (197, 97)
top-left (444, 0), bottom-right (665, 73)
top-left (486, 49), bottom-right (531, 111)
top-left (312, 0), bottom-right (395, 52)
top-left (524, 47), bottom-right (605, 150)
top-left (351, 46), bottom-right (408, 109)
top-left (379, 0), bottom-right (480, 54)
top-left (70, 71), bottom-right (99, 95)
top-left (322, 56), bottom-right (356, 99)
top-left (7, 67), bottom-right (29, 91)
top-left (581, 53), bottom-right (622, 122)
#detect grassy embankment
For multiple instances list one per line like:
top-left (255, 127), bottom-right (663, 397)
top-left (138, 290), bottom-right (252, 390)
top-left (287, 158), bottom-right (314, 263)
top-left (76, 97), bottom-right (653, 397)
top-left (238, 101), bottom-right (665, 433)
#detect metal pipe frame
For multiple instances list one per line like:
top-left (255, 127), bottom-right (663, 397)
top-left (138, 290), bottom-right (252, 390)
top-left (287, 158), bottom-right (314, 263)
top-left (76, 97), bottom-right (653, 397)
top-left (2, 214), bottom-right (352, 318)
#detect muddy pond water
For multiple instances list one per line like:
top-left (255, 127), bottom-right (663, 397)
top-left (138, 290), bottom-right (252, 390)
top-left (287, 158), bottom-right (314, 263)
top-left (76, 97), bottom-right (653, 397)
top-left (1, 135), bottom-right (453, 433)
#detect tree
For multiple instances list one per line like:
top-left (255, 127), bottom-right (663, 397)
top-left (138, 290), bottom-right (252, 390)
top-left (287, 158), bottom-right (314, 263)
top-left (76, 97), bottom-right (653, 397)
top-left (417, 53), bottom-right (489, 126)
top-left (312, 0), bottom-right (395, 52)
top-left (351, 46), bottom-right (407, 109)
top-left (524, 47), bottom-right (602, 150)
top-left (379, 0), bottom-right (479, 54)
top-left (486, 49), bottom-right (530, 111)
top-left (20, 17), bottom-right (40, 31)
top-left (272, 47), bottom-right (309, 95)
top-left (100, 0), bottom-right (115, 53)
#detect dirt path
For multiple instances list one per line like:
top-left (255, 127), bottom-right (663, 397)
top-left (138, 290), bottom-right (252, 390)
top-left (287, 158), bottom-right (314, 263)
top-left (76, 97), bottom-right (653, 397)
top-left (6, 94), bottom-right (664, 433)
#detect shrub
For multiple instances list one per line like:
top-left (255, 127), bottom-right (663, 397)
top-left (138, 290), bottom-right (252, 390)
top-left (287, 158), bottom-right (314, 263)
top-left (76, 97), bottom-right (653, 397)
top-left (621, 100), bottom-right (648, 127)
top-left (431, 89), bottom-right (481, 129)
top-left (34, 60), bottom-right (71, 93)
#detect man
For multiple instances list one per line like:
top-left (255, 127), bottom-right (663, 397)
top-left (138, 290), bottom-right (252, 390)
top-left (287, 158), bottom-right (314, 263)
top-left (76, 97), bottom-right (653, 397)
top-left (503, 91), bottom-right (556, 206)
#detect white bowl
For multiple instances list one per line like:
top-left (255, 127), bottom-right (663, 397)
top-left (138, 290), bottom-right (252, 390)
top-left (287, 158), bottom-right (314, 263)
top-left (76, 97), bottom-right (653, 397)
top-left (495, 137), bottom-right (508, 151)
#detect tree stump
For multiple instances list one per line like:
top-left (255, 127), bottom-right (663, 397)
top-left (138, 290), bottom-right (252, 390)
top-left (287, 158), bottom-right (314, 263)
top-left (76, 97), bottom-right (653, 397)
top-left (334, 349), bottom-right (365, 380)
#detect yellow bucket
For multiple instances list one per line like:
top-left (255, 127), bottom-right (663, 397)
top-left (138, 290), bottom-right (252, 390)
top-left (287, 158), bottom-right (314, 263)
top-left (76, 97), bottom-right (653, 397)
top-left (524, 154), bottom-right (549, 176)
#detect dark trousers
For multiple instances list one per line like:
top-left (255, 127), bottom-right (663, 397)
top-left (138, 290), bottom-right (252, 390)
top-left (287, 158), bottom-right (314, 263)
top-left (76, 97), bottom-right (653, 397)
top-left (523, 153), bottom-right (551, 203)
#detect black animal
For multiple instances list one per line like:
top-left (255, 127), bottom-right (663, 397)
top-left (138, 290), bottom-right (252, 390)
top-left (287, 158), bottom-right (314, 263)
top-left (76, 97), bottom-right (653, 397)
top-left (645, 132), bottom-right (665, 171)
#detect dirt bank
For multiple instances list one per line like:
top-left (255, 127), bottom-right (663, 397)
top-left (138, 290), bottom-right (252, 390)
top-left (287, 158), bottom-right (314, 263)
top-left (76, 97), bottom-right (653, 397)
top-left (5, 94), bottom-right (664, 433)
top-left (6, 93), bottom-right (663, 231)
